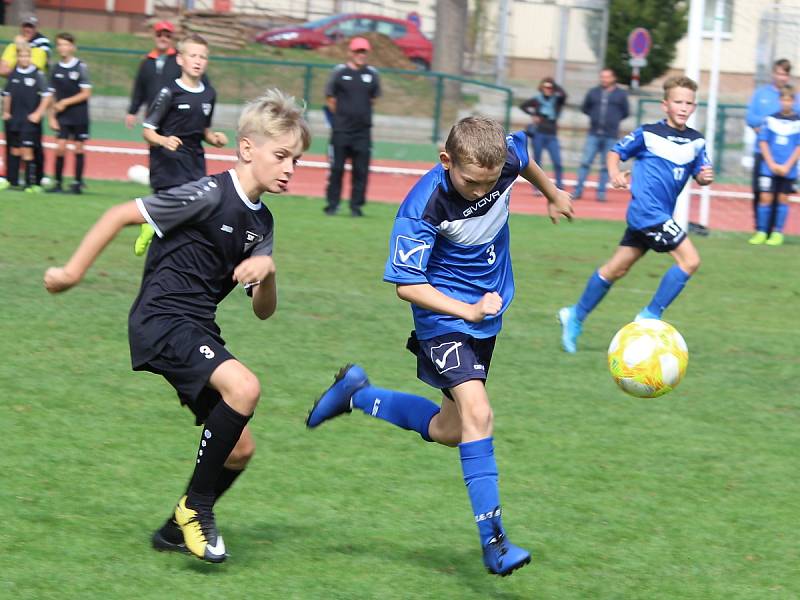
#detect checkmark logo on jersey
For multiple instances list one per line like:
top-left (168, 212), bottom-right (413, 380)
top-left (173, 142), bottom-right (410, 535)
top-left (393, 235), bottom-right (431, 270)
top-left (431, 341), bottom-right (462, 374)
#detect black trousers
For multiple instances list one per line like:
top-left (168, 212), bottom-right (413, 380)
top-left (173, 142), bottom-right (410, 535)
top-left (325, 130), bottom-right (371, 210)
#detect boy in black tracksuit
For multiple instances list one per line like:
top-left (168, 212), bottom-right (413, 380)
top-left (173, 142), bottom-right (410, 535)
top-left (47, 32), bottom-right (91, 194)
top-left (1, 42), bottom-right (48, 192)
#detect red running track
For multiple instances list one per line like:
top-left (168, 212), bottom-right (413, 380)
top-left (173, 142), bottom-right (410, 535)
top-left (25, 137), bottom-right (800, 235)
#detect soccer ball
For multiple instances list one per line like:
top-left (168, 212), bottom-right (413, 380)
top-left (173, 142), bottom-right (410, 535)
top-left (607, 319), bottom-right (688, 398)
top-left (127, 164), bottom-right (150, 186)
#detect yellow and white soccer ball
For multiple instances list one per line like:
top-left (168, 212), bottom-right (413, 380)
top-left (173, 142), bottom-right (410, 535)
top-left (607, 319), bottom-right (688, 398)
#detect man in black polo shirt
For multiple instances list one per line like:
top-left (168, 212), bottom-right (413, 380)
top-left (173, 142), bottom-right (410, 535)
top-left (323, 36), bottom-right (381, 217)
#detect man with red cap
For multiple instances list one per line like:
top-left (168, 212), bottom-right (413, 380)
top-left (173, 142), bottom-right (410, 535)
top-left (125, 21), bottom-right (182, 128)
top-left (323, 36), bottom-right (381, 217)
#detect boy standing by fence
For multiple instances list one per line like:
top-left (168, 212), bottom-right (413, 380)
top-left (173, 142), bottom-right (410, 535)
top-left (1, 41), bottom-right (49, 192)
top-left (134, 33), bottom-right (227, 256)
top-left (46, 32), bottom-right (91, 194)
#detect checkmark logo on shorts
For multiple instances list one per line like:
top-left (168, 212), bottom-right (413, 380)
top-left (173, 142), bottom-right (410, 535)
top-left (393, 235), bottom-right (431, 270)
top-left (431, 341), bottom-right (462, 373)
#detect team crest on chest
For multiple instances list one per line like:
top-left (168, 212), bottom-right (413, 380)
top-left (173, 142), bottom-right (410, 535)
top-left (69, 70), bottom-right (79, 80)
top-left (24, 78), bottom-right (35, 87)
top-left (361, 73), bottom-right (373, 83)
top-left (202, 103), bottom-right (212, 116)
top-left (244, 230), bottom-right (263, 252)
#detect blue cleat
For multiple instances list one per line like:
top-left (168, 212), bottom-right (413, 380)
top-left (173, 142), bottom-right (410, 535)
top-left (482, 522), bottom-right (531, 577)
top-left (306, 364), bottom-right (370, 428)
top-left (634, 308), bottom-right (660, 322)
top-left (557, 306), bottom-right (582, 353)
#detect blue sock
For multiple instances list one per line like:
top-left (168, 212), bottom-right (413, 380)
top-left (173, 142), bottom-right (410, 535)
top-left (646, 265), bottom-right (691, 318)
top-left (459, 437), bottom-right (502, 546)
top-left (756, 204), bottom-right (771, 233)
top-left (575, 270), bottom-right (612, 321)
top-left (774, 203), bottom-right (789, 232)
top-left (352, 386), bottom-right (440, 441)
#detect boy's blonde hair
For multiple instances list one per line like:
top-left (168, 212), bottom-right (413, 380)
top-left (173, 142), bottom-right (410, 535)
top-left (237, 88), bottom-right (311, 152)
top-left (177, 34), bottom-right (208, 54)
top-left (663, 75), bottom-right (698, 100)
top-left (779, 84), bottom-right (795, 98)
top-left (15, 40), bottom-right (31, 55)
top-left (445, 116), bottom-right (507, 168)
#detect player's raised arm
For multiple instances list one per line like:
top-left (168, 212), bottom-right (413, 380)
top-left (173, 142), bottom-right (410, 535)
top-left (44, 201), bottom-right (145, 293)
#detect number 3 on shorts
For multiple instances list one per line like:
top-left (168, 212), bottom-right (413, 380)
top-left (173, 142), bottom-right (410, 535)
top-left (199, 345), bottom-right (216, 359)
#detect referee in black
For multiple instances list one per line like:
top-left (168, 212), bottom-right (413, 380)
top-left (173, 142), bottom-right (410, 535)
top-left (323, 36), bottom-right (381, 217)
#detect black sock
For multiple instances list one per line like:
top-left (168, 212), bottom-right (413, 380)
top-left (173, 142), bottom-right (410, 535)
top-left (187, 401), bottom-right (251, 503)
top-left (7, 154), bottom-right (20, 186)
top-left (214, 467), bottom-right (244, 501)
top-left (55, 155), bottom-right (64, 184)
top-left (75, 153), bottom-right (84, 183)
top-left (25, 160), bottom-right (37, 186)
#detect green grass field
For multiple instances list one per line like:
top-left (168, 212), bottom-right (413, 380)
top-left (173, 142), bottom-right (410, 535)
top-left (1, 181), bottom-right (798, 599)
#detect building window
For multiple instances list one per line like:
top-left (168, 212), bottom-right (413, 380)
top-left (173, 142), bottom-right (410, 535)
top-left (703, 0), bottom-right (733, 35)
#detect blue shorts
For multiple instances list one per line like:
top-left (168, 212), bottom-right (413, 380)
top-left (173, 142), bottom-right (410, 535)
top-left (758, 174), bottom-right (795, 195)
top-left (620, 218), bottom-right (686, 253)
top-left (406, 330), bottom-right (496, 395)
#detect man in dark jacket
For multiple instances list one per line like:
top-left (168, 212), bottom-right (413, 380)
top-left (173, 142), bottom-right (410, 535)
top-left (125, 21), bottom-right (180, 128)
top-left (573, 68), bottom-right (629, 201)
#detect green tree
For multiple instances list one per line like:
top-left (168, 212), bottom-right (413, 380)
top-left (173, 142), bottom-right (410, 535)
top-left (598, 0), bottom-right (689, 87)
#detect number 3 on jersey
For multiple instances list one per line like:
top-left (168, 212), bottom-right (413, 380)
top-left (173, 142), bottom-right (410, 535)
top-left (486, 244), bottom-right (496, 265)
top-left (199, 345), bottom-right (216, 359)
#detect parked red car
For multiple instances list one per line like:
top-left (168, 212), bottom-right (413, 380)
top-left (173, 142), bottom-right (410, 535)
top-left (255, 13), bottom-right (433, 70)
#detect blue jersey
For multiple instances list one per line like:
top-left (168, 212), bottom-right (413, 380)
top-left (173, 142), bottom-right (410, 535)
top-left (746, 84), bottom-right (800, 130)
top-left (758, 112), bottom-right (800, 179)
top-left (613, 120), bottom-right (710, 230)
top-left (383, 131), bottom-right (529, 340)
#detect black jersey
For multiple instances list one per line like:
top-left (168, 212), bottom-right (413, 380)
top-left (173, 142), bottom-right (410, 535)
top-left (3, 65), bottom-right (48, 131)
top-left (48, 57), bottom-right (91, 125)
top-left (129, 169), bottom-right (274, 366)
top-left (144, 78), bottom-right (217, 190)
top-left (324, 63), bottom-right (381, 133)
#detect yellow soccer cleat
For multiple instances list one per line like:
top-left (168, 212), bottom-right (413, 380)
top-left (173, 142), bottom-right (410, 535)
top-left (766, 232), bottom-right (784, 246)
top-left (748, 231), bottom-right (768, 245)
top-left (173, 495), bottom-right (227, 563)
top-left (134, 223), bottom-right (156, 256)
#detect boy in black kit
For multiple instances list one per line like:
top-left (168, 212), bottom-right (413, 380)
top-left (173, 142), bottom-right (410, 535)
top-left (1, 41), bottom-right (49, 192)
top-left (134, 33), bottom-right (226, 256)
top-left (44, 89), bottom-right (311, 563)
top-left (46, 32), bottom-right (91, 194)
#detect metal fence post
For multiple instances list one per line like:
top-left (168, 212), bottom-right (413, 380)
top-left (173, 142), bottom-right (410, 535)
top-left (432, 74), bottom-right (444, 144)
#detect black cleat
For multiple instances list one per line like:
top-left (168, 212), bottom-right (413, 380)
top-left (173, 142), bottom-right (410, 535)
top-left (151, 518), bottom-right (189, 554)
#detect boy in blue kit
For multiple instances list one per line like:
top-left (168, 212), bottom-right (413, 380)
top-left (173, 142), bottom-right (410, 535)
top-left (306, 116), bottom-right (573, 576)
top-left (558, 76), bottom-right (714, 353)
top-left (749, 85), bottom-right (800, 247)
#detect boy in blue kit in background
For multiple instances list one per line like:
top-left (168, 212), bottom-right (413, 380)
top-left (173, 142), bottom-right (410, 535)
top-left (749, 85), bottom-right (800, 247)
top-left (306, 116), bottom-right (573, 576)
top-left (558, 76), bottom-right (714, 353)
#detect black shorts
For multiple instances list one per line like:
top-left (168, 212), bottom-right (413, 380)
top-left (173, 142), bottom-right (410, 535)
top-left (620, 218), bottom-right (686, 253)
top-left (56, 123), bottom-right (90, 141)
top-left (149, 145), bottom-right (206, 192)
top-left (406, 330), bottom-right (496, 396)
top-left (133, 322), bottom-right (234, 425)
top-left (757, 174), bottom-right (795, 195)
top-left (5, 125), bottom-right (41, 148)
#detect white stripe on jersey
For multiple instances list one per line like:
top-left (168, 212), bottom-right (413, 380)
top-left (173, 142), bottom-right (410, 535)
top-left (643, 131), bottom-right (706, 165)
top-left (765, 115), bottom-right (800, 137)
top-left (436, 187), bottom-right (510, 246)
